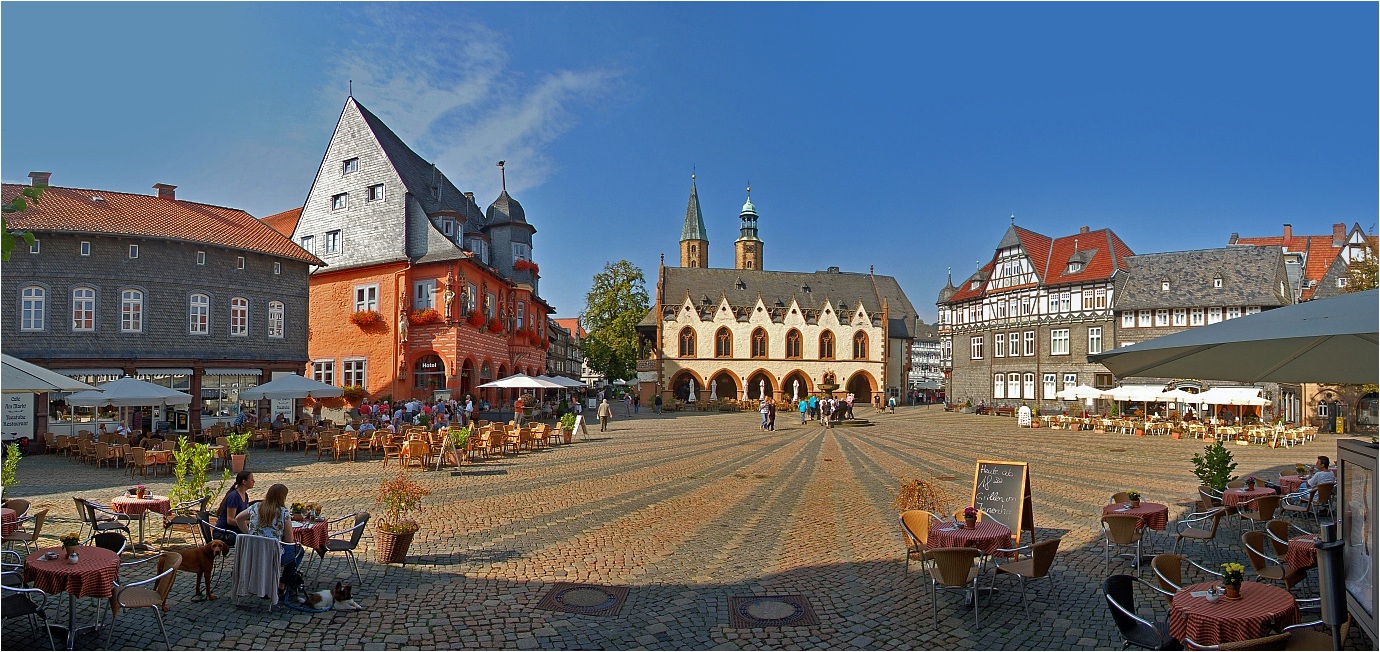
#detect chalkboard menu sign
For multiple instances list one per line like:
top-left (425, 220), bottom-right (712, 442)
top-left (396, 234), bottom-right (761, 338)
top-left (972, 460), bottom-right (1034, 543)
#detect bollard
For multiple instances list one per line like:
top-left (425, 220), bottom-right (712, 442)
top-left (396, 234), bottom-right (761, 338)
top-left (1315, 521), bottom-right (1347, 651)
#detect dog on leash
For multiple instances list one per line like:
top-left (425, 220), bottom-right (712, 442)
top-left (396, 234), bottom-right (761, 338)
top-left (303, 581), bottom-right (363, 611)
top-left (175, 540), bottom-right (230, 601)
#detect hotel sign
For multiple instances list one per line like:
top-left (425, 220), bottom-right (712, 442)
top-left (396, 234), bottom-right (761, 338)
top-left (636, 360), bottom-right (656, 372)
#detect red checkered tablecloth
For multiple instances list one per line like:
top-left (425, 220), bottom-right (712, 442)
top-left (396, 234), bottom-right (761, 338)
top-left (1279, 475), bottom-right (1305, 495)
top-left (1170, 581), bottom-right (1301, 645)
top-left (110, 495), bottom-right (172, 517)
top-left (24, 546), bottom-right (120, 599)
top-left (1286, 535), bottom-right (1321, 570)
top-left (1, 507), bottom-right (16, 536)
top-left (1103, 501), bottom-right (1170, 531)
top-left (293, 519), bottom-right (330, 554)
top-left (926, 519), bottom-right (1014, 557)
top-left (1222, 487), bottom-right (1275, 507)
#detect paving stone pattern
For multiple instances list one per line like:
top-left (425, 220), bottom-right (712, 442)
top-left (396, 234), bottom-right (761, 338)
top-left (4, 407), bottom-right (1371, 650)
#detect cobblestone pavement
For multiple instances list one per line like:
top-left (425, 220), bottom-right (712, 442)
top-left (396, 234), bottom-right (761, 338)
top-left (4, 406), bottom-right (1371, 650)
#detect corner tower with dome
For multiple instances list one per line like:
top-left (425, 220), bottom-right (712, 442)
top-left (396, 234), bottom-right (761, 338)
top-left (264, 95), bottom-right (552, 407)
top-left (636, 175), bottom-right (919, 410)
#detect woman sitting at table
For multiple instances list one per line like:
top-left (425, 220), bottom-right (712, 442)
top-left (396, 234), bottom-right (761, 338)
top-left (235, 482), bottom-right (304, 570)
top-left (214, 471), bottom-right (254, 544)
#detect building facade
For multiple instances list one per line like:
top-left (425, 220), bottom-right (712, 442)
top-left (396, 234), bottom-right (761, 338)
top-left (2, 173), bottom-right (320, 433)
top-left (272, 97), bottom-right (550, 406)
top-left (546, 318), bottom-right (585, 383)
top-left (908, 321), bottom-right (943, 401)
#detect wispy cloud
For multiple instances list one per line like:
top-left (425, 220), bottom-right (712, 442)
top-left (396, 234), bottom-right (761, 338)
top-left (333, 9), bottom-right (619, 201)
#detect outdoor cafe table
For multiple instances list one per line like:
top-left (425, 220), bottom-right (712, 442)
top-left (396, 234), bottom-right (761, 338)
top-left (1221, 486), bottom-right (1275, 507)
top-left (110, 494), bottom-right (171, 549)
top-left (1, 507), bottom-right (16, 536)
top-left (1169, 580), bottom-right (1301, 646)
top-left (1286, 534), bottom-right (1322, 570)
top-left (1279, 475), bottom-right (1305, 495)
top-left (927, 520), bottom-right (1014, 558)
top-left (1102, 501), bottom-right (1170, 531)
top-left (24, 546), bottom-right (120, 649)
top-left (292, 518), bottom-right (330, 555)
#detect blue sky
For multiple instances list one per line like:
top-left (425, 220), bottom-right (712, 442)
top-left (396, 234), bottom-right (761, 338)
top-left (3, 2), bottom-right (1376, 321)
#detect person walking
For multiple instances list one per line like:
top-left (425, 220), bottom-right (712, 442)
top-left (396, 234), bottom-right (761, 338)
top-left (623, 393), bottom-right (633, 417)
top-left (798, 398), bottom-right (808, 425)
top-left (767, 401), bottom-right (777, 431)
top-left (887, 395), bottom-right (897, 414)
top-left (632, 394), bottom-right (640, 414)
top-left (821, 398), bottom-right (833, 428)
top-left (759, 399), bottom-right (771, 431)
top-left (597, 399), bottom-right (613, 432)
top-left (808, 395), bottom-right (819, 421)
top-left (654, 394), bottom-right (663, 414)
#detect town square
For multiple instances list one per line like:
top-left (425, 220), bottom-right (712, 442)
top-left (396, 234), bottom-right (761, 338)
top-left (2, 2), bottom-right (1377, 650)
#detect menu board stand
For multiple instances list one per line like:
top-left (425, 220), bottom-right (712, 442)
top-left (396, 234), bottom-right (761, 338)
top-left (972, 459), bottom-right (1035, 545)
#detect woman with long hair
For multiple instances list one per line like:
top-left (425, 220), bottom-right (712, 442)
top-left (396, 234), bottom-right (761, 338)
top-left (234, 482), bottom-right (303, 568)
top-left (214, 471), bottom-right (254, 544)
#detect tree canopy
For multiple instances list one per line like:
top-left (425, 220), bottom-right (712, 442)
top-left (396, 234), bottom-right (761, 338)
top-left (1343, 246), bottom-right (1377, 292)
top-left (580, 260), bottom-right (650, 383)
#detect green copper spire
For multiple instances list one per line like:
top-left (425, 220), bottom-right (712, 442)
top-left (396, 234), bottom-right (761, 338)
top-left (681, 174), bottom-right (709, 242)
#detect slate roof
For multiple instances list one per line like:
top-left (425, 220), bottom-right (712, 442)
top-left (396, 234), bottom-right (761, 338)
top-left (942, 226), bottom-right (1133, 304)
top-left (1236, 225), bottom-right (1377, 301)
top-left (2, 184), bottom-right (323, 265)
top-left (1115, 247), bottom-right (1290, 310)
top-left (658, 267), bottom-right (920, 337)
top-left (680, 179), bottom-right (709, 242)
top-left (486, 190), bottom-right (530, 227)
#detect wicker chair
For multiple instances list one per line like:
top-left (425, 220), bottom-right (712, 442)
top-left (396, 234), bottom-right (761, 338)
top-left (1183, 633), bottom-right (1291, 650)
top-left (1237, 494), bottom-right (1281, 531)
top-left (403, 439), bottom-right (430, 469)
top-left (926, 547), bottom-right (983, 627)
top-left (1264, 519), bottom-right (1314, 559)
top-left (1102, 514), bottom-right (1146, 575)
top-left (990, 537), bottom-right (1061, 620)
top-left (1173, 508), bottom-right (1226, 554)
top-left (1241, 530), bottom-right (1308, 589)
top-left (104, 551), bottom-right (181, 648)
top-left (1, 574), bottom-right (56, 650)
top-left (1280, 483), bottom-right (1334, 526)
top-left (1111, 492), bottom-right (1133, 504)
top-left (951, 509), bottom-right (987, 523)
top-left (1, 508), bottom-right (48, 556)
top-left (897, 510), bottom-right (937, 574)
top-left (1279, 615), bottom-right (1351, 650)
top-left (1149, 553), bottom-right (1222, 607)
top-left (333, 435), bottom-right (358, 462)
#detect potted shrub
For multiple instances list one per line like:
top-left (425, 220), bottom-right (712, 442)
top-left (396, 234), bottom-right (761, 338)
top-left (375, 469), bottom-right (430, 564)
top-left (447, 426), bottom-right (470, 465)
top-left (892, 477), bottom-right (952, 516)
top-left (1170, 424), bottom-right (1184, 440)
top-left (225, 432), bottom-right (251, 473)
top-left (559, 413), bottom-right (576, 444)
top-left (1191, 440), bottom-right (1238, 492)
top-left (1126, 490), bottom-right (1142, 508)
top-left (2, 443), bottom-right (20, 499)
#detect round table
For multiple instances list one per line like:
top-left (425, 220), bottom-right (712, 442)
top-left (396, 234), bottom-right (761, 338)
top-left (1, 507), bottom-right (16, 536)
top-left (111, 494), bottom-right (171, 548)
top-left (25, 546), bottom-right (121, 648)
top-left (1286, 534), bottom-right (1321, 570)
top-left (292, 518), bottom-right (330, 554)
top-left (1169, 580), bottom-right (1301, 645)
top-left (1278, 475), bottom-right (1305, 495)
top-left (1103, 501), bottom-right (1170, 531)
top-left (1221, 487), bottom-right (1275, 507)
top-left (926, 519), bottom-right (1014, 557)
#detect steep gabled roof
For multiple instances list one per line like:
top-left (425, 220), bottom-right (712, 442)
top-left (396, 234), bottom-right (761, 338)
top-left (1236, 225), bottom-right (1378, 300)
top-left (261, 207), bottom-right (302, 237)
top-left (2, 184), bottom-right (322, 265)
top-left (351, 98), bottom-right (486, 224)
top-left (1117, 247), bottom-right (1290, 310)
top-left (1043, 228), bottom-right (1133, 286)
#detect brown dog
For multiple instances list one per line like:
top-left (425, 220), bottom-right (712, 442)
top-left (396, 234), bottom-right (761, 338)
top-left (175, 540), bottom-right (229, 600)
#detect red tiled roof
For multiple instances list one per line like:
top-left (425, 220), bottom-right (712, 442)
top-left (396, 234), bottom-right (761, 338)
top-left (1236, 228), bottom-right (1377, 300)
top-left (945, 261), bottom-right (994, 303)
top-left (2, 184), bottom-right (323, 265)
top-left (552, 318), bottom-right (586, 339)
top-left (261, 207), bottom-right (302, 238)
top-left (942, 226), bottom-right (1133, 305)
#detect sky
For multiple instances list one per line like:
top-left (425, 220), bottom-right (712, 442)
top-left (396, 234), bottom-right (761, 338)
top-left (3, 2), bottom-right (1376, 322)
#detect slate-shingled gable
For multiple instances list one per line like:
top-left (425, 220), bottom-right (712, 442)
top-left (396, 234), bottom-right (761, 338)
top-left (1115, 247), bottom-right (1290, 310)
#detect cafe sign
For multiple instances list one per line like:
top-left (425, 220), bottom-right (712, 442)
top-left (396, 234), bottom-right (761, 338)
top-left (3, 393), bottom-right (34, 442)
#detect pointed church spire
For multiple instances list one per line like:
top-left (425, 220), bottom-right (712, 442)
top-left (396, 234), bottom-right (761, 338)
top-left (680, 173), bottom-right (709, 267)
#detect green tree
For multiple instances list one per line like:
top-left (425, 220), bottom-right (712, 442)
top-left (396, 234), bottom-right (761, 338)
top-left (580, 260), bottom-right (650, 383)
top-left (1343, 246), bottom-right (1377, 292)
top-left (1, 185), bottom-right (43, 262)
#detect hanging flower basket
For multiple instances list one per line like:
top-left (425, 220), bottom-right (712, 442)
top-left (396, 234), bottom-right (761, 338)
top-left (513, 259), bottom-right (540, 274)
top-left (409, 308), bottom-right (442, 326)
top-left (467, 311), bottom-right (486, 328)
top-left (487, 318), bottom-right (504, 334)
top-left (350, 310), bottom-right (383, 328)
top-left (341, 385), bottom-right (366, 403)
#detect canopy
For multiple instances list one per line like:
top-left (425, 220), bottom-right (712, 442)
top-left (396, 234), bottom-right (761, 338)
top-left (238, 374), bottom-right (344, 401)
top-left (1090, 290), bottom-right (1378, 384)
top-left (2, 354), bottom-right (100, 394)
top-left (536, 375), bottom-right (586, 389)
top-left (1102, 385), bottom-right (1169, 402)
top-left (1195, 387), bottom-right (1271, 406)
top-left (477, 373), bottom-right (564, 390)
top-left (1157, 388), bottom-right (1201, 403)
top-left (67, 377), bottom-right (192, 407)
top-left (1055, 384), bottom-right (1105, 400)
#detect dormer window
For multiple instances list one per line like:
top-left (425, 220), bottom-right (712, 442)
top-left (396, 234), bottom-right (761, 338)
top-left (1067, 261), bottom-right (1083, 273)
top-left (1161, 280), bottom-right (1170, 291)
top-left (1213, 277), bottom-right (1223, 288)
top-left (970, 280), bottom-right (980, 290)
top-left (342, 158), bottom-right (359, 175)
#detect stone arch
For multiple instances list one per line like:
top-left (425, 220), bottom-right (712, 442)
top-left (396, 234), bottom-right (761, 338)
top-left (670, 369), bottom-right (706, 402)
top-left (708, 370), bottom-right (740, 401)
top-left (412, 353), bottom-right (447, 394)
top-left (459, 357), bottom-right (477, 396)
top-left (780, 370), bottom-right (813, 401)
top-left (746, 369), bottom-right (778, 400)
top-left (845, 370), bottom-right (878, 402)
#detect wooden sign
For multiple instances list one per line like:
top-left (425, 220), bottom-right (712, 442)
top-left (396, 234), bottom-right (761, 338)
top-left (972, 459), bottom-right (1035, 544)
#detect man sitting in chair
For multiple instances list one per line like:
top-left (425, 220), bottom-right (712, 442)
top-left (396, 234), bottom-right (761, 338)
top-left (1272, 455), bottom-right (1335, 500)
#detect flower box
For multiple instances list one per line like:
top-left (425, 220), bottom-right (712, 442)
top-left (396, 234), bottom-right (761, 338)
top-left (513, 259), bottom-right (540, 274)
top-left (350, 310), bottom-right (383, 328)
top-left (409, 308), bottom-right (442, 326)
top-left (487, 318), bottom-right (504, 334)
top-left (467, 311), bottom-right (486, 328)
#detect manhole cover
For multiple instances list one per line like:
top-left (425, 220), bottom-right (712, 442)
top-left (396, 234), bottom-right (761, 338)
top-left (728, 595), bottom-right (819, 628)
top-left (536, 582), bottom-right (630, 617)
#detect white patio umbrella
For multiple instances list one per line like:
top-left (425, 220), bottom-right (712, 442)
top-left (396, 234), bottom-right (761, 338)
top-left (67, 377), bottom-right (192, 407)
top-left (477, 373), bottom-right (564, 390)
top-left (1, 354), bottom-right (99, 394)
top-left (238, 374), bottom-right (344, 400)
top-left (1157, 388), bottom-right (1200, 402)
top-left (536, 375), bottom-right (586, 389)
top-left (1054, 384), bottom-right (1104, 400)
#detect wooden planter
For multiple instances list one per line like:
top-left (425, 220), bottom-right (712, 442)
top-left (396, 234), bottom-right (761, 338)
top-left (231, 454), bottom-right (247, 473)
top-left (376, 527), bottom-right (415, 564)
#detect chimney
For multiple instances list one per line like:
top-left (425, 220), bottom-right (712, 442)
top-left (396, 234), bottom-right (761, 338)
top-left (1282, 224), bottom-right (1293, 249)
top-left (27, 172), bottom-right (51, 187)
top-left (1078, 226), bottom-right (1089, 234)
top-left (1332, 223), bottom-right (1346, 246)
top-left (153, 183), bottom-right (177, 201)
top-left (1229, 232), bottom-right (1238, 245)
top-left (463, 191), bottom-right (475, 202)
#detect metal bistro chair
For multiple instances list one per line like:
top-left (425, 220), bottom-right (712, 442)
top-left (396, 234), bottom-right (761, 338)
top-left (1172, 507), bottom-right (1226, 555)
top-left (2, 508), bottom-right (49, 556)
top-left (1281, 483), bottom-right (1334, 527)
top-left (104, 551), bottom-right (181, 649)
top-left (926, 546), bottom-right (983, 627)
top-left (310, 512), bottom-right (370, 584)
top-left (160, 496), bottom-right (209, 545)
top-left (1103, 574), bottom-right (1182, 650)
top-left (1, 567), bottom-right (56, 650)
top-left (1149, 553), bottom-right (1222, 607)
top-left (1241, 531), bottom-right (1308, 590)
top-left (989, 537), bottom-right (1061, 621)
top-left (1237, 494), bottom-right (1281, 531)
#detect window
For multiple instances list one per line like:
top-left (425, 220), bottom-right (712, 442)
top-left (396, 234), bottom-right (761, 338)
top-left (1008, 375), bottom-right (1021, 399)
top-left (785, 329), bottom-right (802, 359)
top-left (466, 237), bottom-right (489, 264)
top-left (414, 280), bottom-right (436, 310)
top-left (1122, 311), bottom-right (1135, 327)
top-left (273, 262), bottom-right (281, 275)
top-left (1043, 373), bottom-right (1057, 399)
top-left (28, 239), bottom-right (39, 254)
top-left (512, 243), bottom-right (531, 261)
top-left (1213, 277), bottom-right (1223, 288)
top-left (267, 301), bottom-right (284, 338)
top-left (236, 256), bottom-right (245, 270)
top-left (20, 286), bottom-right (45, 331)
top-left (1094, 373), bottom-right (1115, 389)
top-left (1008, 331), bottom-right (1018, 357)
top-left (1245, 306), bottom-right (1261, 315)
top-left (516, 301), bottom-right (525, 329)
top-left (819, 331), bottom-right (835, 359)
top-left (1059, 292), bottom-right (1072, 313)
top-left (994, 373), bottom-right (1006, 399)
top-left (331, 193), bottom-right (347, 210)
top-left (1023, 331), bottom-right (1035, 356)
top-left (80, 241), bottom-right (91, 256)
top-left (188, 293), bottom-right (209, 335)
top-left (485, 292), bottom-right (496, 319)
top-left (716, 328), bottom-right (733, 357)
top-left (1207, 307), bottom-right (1223, 324)
top-left (1138, 310), bottom-right (1152, 327)
top-left (343, 359), bottom-right (367, 387)
top-left (120, 289), bottom-right (142, 332)
top-left (1155, 309), bottom-right (1169, 326)
top-left (1067, 261), bottom-right (1083, 273)
top-left (1063, 373), bottom-right (1077, 391)
top-left (1226, 307), bottom-right (1240, 320)
top-left (354, 285), bottom-right (378, 312)
top-left (1050, 329), bottom-right (1070, 355)
top-left (994, 333), bottom-right (1006, 357)
top-left (230, 297), bottom-right (248, 336)
top-left (312, 360), bottom-right (336, 385)
top-left (1172, 308), bottom-right (1187, 326)
top-left (1317, 402), bottom-right (1330, 418)
top-left (72, 287), bottom-right (96, 332)
top-left (342, 158), bottom-right (359, 174)
top-left (1088, 326), bottom-right (1102, 355)
top-left (300, 235), bottom-right (315, 254)
top-left (751, 328), bottom-right (769, 358)
top-left (441, 219), bottom-right (454, 237)
top-left (1161, 280), bottom-right (1170, 291)
top-left (1190, 307), bottom-right (1205, 326)
top-left (679, 327), bottom-right (697, 357)
top-left (853, 332), bottom-right (868, 359)
top-left (129, 244), bottom-right (139, 259)
top-left (1337, 277), bottom-right (1349, 288)
top-left (197, 251), bottom-right (206, 265)
top-left (463, 283), bottom-right (477, 315)
top-left (367, 184), bottom-right (385, 202)
top-left (971, 335), bottom-right (984, 360)
top-left (324, 230), bottom-right (341, 255)
top-left (1095, 288), bottom-right (1107, 309)
top-left (1023, 373), bottom-right (1035, 399)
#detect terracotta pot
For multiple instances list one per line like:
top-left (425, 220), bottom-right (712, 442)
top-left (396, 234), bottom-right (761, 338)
top-left (376, 528), bottom-right (415, 564)
top-left (562, 429), bottom-right (573, 444)
top-left (1131, 500), bottom-right (1141, 508)
top-left (964, 517), bottom-right (976, 530)
top-left (231, 454), bottom-right (247, 473)
top-left (1224, 584), bottom-right (1240, 600)
top-left (1135, 429), bottom-right (1145, 437)
top-left (1171, 432), bottom-right (1182, 440)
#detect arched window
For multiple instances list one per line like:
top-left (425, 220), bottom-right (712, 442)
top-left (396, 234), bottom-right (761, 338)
top-left (751, 328), bottom-right (768, 358)
top-left (679, 327), bottom-right (696, 357)
top-left (853, 332), bottom-right (869, 360)
top-left (73, 287), bottom-right (96, 332)
top-left (715, 327), bottom-right (733, 358)
top-left (413, 354), bottom-right (446, 391)
top-left (20, 286), bottom-right (45, 331)
top-left (785, 329), bottom-right (802, 359)
top-left (818, 330), bottom-right (835, 359)
top-left (229, 297), bottom-right (248, 336)
top-left (188, 293), bottom-right (209, 335)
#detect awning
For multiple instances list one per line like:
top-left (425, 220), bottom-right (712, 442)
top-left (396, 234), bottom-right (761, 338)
top-left (59, 368), bottom-right (124, 378)
top-left (1103, 385), bottom-right (1168, 402)
top-left (202, 368), bottom-right (262, 376)
top-left (1195, 387), bottom-right (1271, 406)
top-left (137, 368), bottom-right (193, 376)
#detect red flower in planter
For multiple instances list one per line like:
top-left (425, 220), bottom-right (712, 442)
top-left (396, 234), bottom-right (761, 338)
top-left (487, 318), bottom-right (504, 333)
top-left (513, 259), bottom-right (540, 274)
top-left (350, 310), bottom-right (383, 327)
top-left (467, 311), bottom-right (486, 327)
top-left (408, 308), bottom-right (442, 326)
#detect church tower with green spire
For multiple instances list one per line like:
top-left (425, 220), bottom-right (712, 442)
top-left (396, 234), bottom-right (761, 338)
top-left (679, 174), bottom-right (709, 268)
top-left (734, 185), bottom-right (763, 270)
